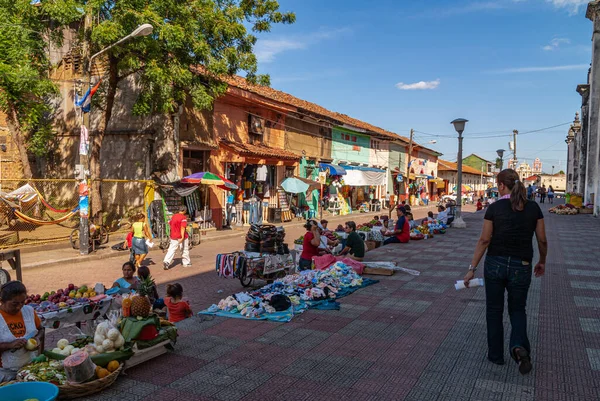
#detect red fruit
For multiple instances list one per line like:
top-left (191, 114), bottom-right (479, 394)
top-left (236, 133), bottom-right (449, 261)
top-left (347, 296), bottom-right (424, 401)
top-left (68, 284), bottom-right (75, 290)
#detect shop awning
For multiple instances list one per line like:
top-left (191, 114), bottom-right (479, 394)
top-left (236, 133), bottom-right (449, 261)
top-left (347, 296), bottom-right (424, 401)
top-left (341, 166), bottom-right (386, 186)
top-left (319, 163), bottom-right (346, 175)
top-left (281, 176), bottom-right (320, 194)
top-left (429, 178), bottom-right (444, 183)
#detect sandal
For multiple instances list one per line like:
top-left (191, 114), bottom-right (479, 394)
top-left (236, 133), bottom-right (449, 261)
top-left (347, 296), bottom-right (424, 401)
top-left (514, 348), bottom-right (532, 375)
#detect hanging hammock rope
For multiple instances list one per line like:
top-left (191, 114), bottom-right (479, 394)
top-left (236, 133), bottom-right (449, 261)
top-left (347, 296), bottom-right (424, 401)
top-left (13, 207), bottom-right (79, 226)
top-left (30, 186), bottom-right (76, 213)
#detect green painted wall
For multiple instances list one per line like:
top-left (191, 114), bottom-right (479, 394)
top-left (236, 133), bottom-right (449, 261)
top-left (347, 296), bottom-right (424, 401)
top-left (463, 154), bottom-right (488, 172)
top-left (331, 127), bottom-right (370, 164)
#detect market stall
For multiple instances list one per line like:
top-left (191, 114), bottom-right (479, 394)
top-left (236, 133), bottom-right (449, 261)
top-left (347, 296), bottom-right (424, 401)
top-left (202, 262), bottom-right (378, 322)
top-left (5, 279), bottom-right (178, 398)
top-left (337, 165), bottom-right (386, 211)
top-left (216, 224), bottom-right (295, 287)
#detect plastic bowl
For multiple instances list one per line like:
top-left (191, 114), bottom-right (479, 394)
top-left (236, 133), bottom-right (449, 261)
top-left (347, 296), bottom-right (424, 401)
top-left (0, 381), bottom-right (59, 401)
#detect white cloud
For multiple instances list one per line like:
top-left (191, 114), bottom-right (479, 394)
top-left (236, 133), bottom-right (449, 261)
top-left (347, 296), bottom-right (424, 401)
top-left (254, 39), bottom-right (306, 63)
top-left (542, 37), bottom-right (571, 51)
top-left (546, 0), bottom-right (588, 14)
top-left (254, 28), bottom-right (351, 63)
top-left (395, 79), bottom-right (440, 90)
top-left (489, 64), bottom-right (588, 73)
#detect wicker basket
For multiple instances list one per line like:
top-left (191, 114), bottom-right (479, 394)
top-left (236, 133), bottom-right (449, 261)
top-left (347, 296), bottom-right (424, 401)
top-left (58, 363), bottom-right (123, 400)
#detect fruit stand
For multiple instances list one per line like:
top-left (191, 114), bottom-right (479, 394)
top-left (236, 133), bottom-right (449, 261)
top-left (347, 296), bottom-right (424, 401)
top-left (25, 284), bottom-right (118, 329)
top-left (3, 275), bottom-right (178, 399)
top-left (549, 204), bottom-right (579, 215)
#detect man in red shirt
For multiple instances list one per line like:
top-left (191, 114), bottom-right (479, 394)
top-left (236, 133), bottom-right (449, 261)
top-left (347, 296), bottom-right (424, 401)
top-left (163, 205), bottom-right (191, 270)
top-left (383, 206), bottom-right (410, 245)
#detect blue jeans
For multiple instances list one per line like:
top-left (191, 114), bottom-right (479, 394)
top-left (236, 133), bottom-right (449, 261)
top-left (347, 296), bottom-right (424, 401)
top-left (298, 258), bottom-right (312, 271)
top-left (484, 255), bottom-right (532, 364)
top-left (383, 236), bottom-right (403, 245)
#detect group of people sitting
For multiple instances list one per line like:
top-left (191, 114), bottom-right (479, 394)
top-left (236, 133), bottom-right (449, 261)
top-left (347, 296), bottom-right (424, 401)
top-left (108, 262), bottom-right (192, 323)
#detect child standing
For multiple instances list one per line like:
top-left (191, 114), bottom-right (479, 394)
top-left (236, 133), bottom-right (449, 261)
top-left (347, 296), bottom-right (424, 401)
top-left (476, 198), bottom-right (483, 211)
top-left (164, 283), bottom-right (192, 323)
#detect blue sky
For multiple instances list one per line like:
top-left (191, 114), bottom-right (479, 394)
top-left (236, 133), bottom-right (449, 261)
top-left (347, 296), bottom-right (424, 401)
top-left (253, 0), bottom-right (592, 172)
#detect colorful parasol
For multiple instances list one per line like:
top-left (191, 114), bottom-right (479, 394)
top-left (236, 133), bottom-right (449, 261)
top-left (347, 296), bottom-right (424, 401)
top-left (453, 184), bottom-right (473, 193)
top-left (181, 172), bottom-right (238, 190)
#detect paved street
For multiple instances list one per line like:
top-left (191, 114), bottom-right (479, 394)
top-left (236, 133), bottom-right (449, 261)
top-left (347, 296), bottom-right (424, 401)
top-left (25, 203), bottom-right (600, 400)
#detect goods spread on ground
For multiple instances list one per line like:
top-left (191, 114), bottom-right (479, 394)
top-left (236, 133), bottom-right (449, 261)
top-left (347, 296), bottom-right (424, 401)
top-left (549, 203), bottom-right (578, 215)
top-left (411, 220), bottom-right (447, 239)
top-left (6, 276), bottom-right (178, 399)
top-left (203, 262), bottom-right (377, 322)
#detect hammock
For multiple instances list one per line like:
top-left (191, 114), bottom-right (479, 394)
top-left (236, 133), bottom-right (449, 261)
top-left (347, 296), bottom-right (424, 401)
top-left (14, 207), bottom-right (79, 226)
top-left (31, 187), bottom-right (74, 213)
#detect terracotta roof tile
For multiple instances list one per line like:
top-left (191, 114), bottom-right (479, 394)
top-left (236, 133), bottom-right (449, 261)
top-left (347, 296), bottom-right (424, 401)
top-left (192, 66), bottom-right (440, 155)
top-left (438, 159), bottom-right (492, 176)
top-left (220, 140), bottom-right (299, 160)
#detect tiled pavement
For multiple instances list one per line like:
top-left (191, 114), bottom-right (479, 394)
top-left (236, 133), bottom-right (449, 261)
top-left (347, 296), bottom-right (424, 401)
top-left (78, 204), bottom-right (600, 400)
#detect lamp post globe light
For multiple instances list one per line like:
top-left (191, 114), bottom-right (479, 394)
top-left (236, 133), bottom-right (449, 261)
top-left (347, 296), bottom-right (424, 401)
top-left (78, 23), bottom-right (153, 255)
top-left (496, 149), bottom-right (505, 171)
top-left (450, 118), bottom-right (468, 228)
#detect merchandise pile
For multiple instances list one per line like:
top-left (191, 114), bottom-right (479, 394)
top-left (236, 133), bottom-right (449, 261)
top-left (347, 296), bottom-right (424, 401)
top-left (411, 220), bottom-right (447, 239)
top-left (549, 204), bottom-right (578, 215)
top-left (202, 262), bottom-right (377, 322)
top-left (245, 224), bottom-right (287, 254)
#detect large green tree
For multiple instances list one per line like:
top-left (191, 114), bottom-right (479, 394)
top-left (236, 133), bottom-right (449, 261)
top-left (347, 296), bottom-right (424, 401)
top-left (0, 0), bottom-right (81, 178)
top-left (85, 0), bottom-right (294, 216)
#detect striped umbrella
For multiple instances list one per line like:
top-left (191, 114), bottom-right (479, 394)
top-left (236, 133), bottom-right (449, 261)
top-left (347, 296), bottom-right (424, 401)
top-left (181, 172), bottom-right (238, 190)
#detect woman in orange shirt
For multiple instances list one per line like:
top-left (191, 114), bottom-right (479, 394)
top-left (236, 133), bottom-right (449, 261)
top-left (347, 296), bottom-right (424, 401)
top-left (0, 281), bottom-right (44, 382)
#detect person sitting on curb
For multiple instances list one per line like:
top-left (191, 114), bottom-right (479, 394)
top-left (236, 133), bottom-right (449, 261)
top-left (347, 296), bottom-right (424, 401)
top-left (339, 221), bottom-right (365, 261)
top-left (383, 207), bottom-right (410, 245)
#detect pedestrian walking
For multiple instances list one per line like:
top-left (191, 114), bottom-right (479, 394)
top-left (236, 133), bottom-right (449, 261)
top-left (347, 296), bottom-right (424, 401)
top-left (464, 168), bottom-right (547, 375)
top-left (131, 213), bottom-right (152, 268)
top-left (526, 184), bottom-right (533, 200)
top-left (547, 185), bottom-right (554, 204)
top-left (385, 192), bottom-right (390, 209)
top-left (163, 205), bottom-right (191, 270)
top-left (539, 185), bottom-right (547, 203)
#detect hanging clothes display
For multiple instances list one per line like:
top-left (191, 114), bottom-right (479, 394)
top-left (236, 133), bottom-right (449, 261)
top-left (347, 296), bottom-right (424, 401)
top-left (216, 253), bottom-right (247, 278)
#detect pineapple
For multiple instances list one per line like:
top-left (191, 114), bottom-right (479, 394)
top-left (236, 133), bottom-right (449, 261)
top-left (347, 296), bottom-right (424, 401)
top-left (131, 275), bottom-right (154, 318)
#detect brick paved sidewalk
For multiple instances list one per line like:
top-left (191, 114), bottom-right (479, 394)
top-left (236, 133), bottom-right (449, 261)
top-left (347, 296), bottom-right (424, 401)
top-left (75, 203), bottom-right (599, 401)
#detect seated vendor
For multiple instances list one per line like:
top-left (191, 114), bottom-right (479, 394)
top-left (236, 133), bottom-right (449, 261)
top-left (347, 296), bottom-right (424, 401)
top-left (437, 205), bottom-right (451, 225)
top-left (383, 206), bottom-right (410, 245)
top-left (107, 261), bottom-right (140, 295)
top-left (318, 222), bottom-right (339, 253)
top-left (0, 281), bottom-right (44, 382)
top-left (339, 221), bottom-right (365, 261)
top-left (422, 211), bottom-right (435, 224)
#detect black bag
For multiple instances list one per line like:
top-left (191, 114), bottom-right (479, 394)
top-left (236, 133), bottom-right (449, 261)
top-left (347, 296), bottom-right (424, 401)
top-left (269, 294), bottom-right (291, 311)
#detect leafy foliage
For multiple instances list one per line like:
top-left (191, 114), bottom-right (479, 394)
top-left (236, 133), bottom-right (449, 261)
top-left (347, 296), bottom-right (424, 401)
top-left (0, 0), bottom-right (82, 156)
top-left (86, 0), bottom-right (295, 115)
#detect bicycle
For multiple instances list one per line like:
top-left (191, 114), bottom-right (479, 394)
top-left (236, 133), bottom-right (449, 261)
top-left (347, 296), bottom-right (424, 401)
top-left (69, 223), bottom-right (109, 250)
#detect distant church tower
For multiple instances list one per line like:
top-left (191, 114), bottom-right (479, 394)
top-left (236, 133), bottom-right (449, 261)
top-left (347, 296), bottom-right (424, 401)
top-left (533, 158), bottom-right (542, 174)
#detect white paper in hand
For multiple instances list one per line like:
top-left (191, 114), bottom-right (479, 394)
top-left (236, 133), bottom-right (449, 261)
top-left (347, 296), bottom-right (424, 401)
top-left (145, 239), bottom-right (154, 248)
top-left (455, 278), bottom-right (484, 290)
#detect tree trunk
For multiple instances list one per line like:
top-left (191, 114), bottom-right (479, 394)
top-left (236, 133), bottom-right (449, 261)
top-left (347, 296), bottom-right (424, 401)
top-left (5, 102), bottom-right (33, 179)
top-left (89, 55), bottom-right (119, 223)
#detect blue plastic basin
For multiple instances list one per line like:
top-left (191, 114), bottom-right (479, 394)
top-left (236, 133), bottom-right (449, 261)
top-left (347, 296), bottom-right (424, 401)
top-left (0, 381), bottom-right (59, 401)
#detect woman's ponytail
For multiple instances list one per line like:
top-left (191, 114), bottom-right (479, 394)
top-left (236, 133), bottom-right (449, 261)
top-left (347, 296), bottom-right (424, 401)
top-left (497, 169), bottom-right (526, 212)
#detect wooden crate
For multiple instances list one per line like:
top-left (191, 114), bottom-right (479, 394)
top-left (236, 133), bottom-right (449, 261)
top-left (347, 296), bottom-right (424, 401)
top-left (579, 207), bottom-right (593, 214)
top-left (363, 267), bottom-right (394, 276)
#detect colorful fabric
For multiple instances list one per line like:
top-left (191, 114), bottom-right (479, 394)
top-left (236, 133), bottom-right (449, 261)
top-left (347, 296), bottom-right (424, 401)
top-left (216, 253), bottom-right (246, 278)
top-left (200, 263), bottom-right (378, 322)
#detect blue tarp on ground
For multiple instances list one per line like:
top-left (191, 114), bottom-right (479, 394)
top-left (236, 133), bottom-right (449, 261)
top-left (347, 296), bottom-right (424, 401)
top-left (198, 278), bottom-right (378, 323)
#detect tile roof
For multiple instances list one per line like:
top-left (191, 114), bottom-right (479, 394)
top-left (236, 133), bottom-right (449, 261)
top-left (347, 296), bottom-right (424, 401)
top-left (220, 140), bottom-right (299, 160)
top-left (192, 66), bottom-right (441, 156)
top-left (438, 159), bottom-right (492, 176)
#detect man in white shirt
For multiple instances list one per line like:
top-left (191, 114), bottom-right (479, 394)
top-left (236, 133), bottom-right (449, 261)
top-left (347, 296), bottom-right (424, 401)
top-left (436, 205), bottom-right (449, 225)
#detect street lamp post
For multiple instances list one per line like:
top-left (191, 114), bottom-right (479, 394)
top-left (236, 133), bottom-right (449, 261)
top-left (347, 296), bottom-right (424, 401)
top-left (451, 118), bottom-right (468, 228)
top-left (496, 149), bottom-right (505, 171)
top-left (78, 24), bottom-right (153, 255)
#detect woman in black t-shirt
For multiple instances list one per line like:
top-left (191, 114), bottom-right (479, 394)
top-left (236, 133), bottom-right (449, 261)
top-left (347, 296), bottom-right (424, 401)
top-left (464, 169), bottom-right (547, 375)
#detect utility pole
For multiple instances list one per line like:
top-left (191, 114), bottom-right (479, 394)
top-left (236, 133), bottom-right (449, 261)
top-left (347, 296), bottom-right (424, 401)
top-left (513, 129), bottom-right (518, 169)
top-left (406, 129), bottom-right (414, 204)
